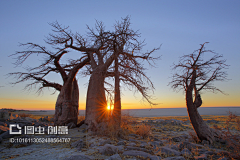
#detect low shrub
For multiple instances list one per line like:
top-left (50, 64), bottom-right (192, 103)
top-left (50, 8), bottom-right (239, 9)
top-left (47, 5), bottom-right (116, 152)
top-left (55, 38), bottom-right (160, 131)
top-left (135, 124), bottom-right (152, 139)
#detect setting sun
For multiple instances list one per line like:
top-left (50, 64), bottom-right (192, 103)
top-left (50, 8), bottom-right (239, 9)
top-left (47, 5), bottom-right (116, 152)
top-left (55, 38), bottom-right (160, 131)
top-left (107, 104), bottom-right (114, 110)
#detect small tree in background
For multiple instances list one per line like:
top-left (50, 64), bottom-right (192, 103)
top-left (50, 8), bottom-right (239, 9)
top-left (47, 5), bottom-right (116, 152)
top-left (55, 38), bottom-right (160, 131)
top-left (169, 42), bottom-right (229, 144)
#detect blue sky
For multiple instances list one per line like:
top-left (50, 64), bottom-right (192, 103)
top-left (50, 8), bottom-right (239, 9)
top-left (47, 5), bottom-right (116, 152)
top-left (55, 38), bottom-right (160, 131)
top-left (0, 1), bottom-right (240, 110)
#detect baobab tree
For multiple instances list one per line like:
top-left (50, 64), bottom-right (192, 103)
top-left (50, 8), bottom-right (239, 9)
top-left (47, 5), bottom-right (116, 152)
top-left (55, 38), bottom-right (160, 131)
top-left (9, 22), bottom-right (99, 126)
top-left (83, 17), bottom-right (160, 132)
top-left (169, 42), bottom-right (228, 144)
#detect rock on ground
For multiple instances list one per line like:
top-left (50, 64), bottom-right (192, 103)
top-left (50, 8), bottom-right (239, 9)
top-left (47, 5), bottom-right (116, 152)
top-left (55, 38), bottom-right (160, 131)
top-left (0, 110), bottom-right (10, 120)
top-left (122, 150), bottom-right (160, 160)
top-left (98, 144), bottom-right (119, 155)
top-left (123, 150), bottom-right (152, 158)
top-left (105, 154), bottom-right (122, 160)
top-left (162, 156), bottom-right (186, 160)
top-left (178, 142), bottom-right (204, 151)
top-left (194, 154), bottom-right (208, 160)
top-left (181, 148), bottom-right (192, 156)
top-left (70, 139), bottom-right (85, 150)
top-left (155, 147), bottom-right (181, 156)
top-left (65, 154), bottom-right (92, 160)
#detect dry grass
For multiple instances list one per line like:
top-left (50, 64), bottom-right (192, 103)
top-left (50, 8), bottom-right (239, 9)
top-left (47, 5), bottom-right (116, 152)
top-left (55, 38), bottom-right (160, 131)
top-left (221, 112), bottom-right (240, 159)
top-left (18, 113), bottom-right (32, 118)
top-left (121, 114), bottom-right (152, 139)
top-left (94, 113), bottom-right (152, 140)
top-left (225, 111), bottom-right (240, 131)
top-left (95, 113), bottom-right (136, 139)
top-left (77, 115), bottom-right (85, 124)
top-left (119, 114), bottom-right (135, 137)
top-left (31, 115), bottom-right (54, 120)
top-left (135, 124), bottom-right (152, 139)
top-left (203, 112), bottom-right (240, 159)
top-left (188, 131), bottom-right (200, 143)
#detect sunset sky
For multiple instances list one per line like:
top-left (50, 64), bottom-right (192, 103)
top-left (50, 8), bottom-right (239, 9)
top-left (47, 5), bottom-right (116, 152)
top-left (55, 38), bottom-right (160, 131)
top-left (0, 1), bottom-right (240, 110)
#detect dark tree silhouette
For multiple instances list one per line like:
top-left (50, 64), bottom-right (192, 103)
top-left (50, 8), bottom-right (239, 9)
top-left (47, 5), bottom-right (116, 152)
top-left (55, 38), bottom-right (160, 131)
top-left (83, 17), bottom-right (160, 132)
top-left (105, 17), bottom-right (160, 131)
top-left (169, 42), bottom-right (229, 144)
top-left (8, 22), bottom-right (97, 126)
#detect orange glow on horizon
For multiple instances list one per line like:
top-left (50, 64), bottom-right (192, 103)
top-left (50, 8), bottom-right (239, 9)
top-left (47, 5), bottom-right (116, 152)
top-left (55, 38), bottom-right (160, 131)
top-left (1, 97), bottom-right (239, 110)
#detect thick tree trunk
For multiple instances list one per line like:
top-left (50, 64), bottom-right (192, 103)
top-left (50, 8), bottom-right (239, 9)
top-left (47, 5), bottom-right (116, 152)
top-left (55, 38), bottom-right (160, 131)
top-left (54, 78), bottom-right (79, 126)
top-left (85, 66), bottom-right (108, 131)
top-left (113, 56), bottom-right (121, 130)
top-left (186, 88), bottom-right (221, 144)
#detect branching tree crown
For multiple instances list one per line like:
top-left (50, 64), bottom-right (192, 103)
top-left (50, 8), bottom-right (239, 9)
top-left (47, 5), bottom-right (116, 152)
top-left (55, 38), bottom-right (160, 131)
top-left (8, 21), bottom-right (98, 94)
top-left (83, 16), bottom-right (161, 106)
top-left (170, 42), bottom-right (229, 95)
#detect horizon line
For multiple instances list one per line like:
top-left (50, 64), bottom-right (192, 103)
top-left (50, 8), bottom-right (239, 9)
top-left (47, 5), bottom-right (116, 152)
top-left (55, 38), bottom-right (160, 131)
top-left (13, 106), bottom-right (239, 111)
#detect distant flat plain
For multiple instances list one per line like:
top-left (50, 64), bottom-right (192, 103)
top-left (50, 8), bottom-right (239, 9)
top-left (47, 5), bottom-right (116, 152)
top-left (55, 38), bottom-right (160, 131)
top-left (24, 107), bottom-right (240, 117)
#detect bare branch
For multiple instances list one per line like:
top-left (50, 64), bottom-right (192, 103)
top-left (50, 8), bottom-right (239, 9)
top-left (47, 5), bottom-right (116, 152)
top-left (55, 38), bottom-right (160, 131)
top-left (169, 42), bottom-right (229, 106)
top-left (9, 21), bottom-right (92, 95)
